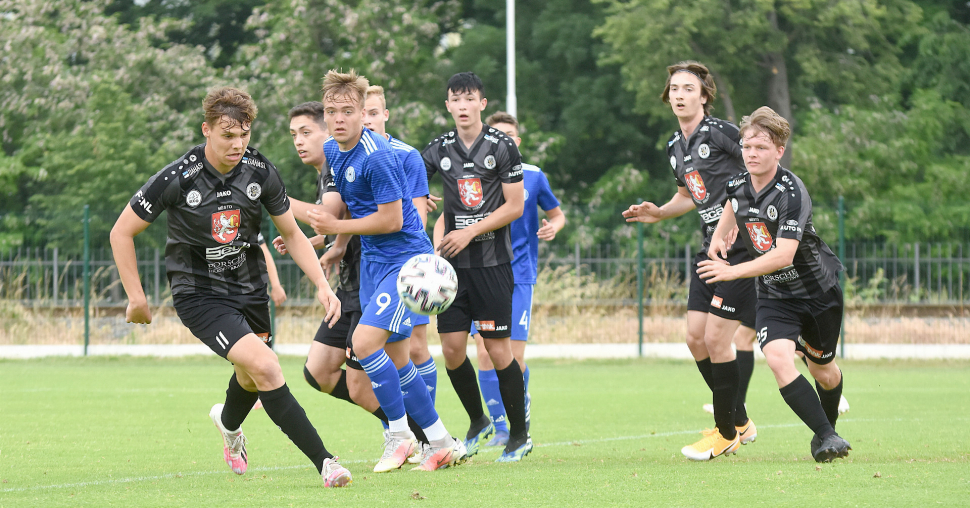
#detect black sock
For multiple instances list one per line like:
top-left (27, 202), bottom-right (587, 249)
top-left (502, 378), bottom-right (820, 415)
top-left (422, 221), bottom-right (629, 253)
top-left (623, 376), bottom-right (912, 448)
top-left (779, 375), bottom-right (834, 439)
top-left (221, 373), bottom-right (259, 431)
top-left (408, 414), bottom-right (429, 444)
top-left (496, 359), bottom-right (528, 442)
top-left (711, 360), bottom-right (740, 439)
top-left (329, 370), bottom-right (353, 403)
top-left (695, 358), bottom-right (715, 391)
top-left (372, 407), bottom-right (388, 423)
top-left (447, 356), bottom-right (486, 423)
top-left (259, 383), bottom-right (331, 473)
top-left (735, 350), bottom-right (755, 425)
top-left (816, 371), bottom-right (843, 429)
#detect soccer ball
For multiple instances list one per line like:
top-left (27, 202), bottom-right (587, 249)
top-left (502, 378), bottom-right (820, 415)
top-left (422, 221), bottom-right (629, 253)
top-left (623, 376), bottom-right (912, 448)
top-left (396, 254), bottom-right (458, 315)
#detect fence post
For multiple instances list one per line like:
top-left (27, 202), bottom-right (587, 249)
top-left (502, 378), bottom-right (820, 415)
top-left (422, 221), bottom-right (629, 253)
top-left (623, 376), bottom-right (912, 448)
top-left (574, 241), bottom-right (580, 277)
top-left (83, 205), bottom-right (91, 356)
top-left (838, 196), bottom-right (846, 359)
top-left (914, 243), bottom-right (920, 301)
top-left (637, 222), bottom-right (643, 358)
top-left (52, 247), bottom-right (59, 307)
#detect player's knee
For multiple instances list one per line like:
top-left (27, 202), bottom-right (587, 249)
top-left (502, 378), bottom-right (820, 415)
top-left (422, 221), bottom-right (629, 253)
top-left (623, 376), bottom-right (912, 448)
top-left (303, 364), bottom-right (323, 391)
top-left (245, 355), bottom-right (283, 387)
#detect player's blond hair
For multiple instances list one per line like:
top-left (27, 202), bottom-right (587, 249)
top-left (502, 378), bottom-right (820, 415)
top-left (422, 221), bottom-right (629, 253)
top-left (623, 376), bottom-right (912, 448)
top-left (739, 106), bottom-right (791, 147)
top-left (485, 111), bottom-right (519, 130)
top-left (365, 85), bottom-right (386, 110)
top-left (661, 61), bottom-right (717, 116)
top-left (321, 69), bottom-right (369, 106)
top-left (203, 87), bottom-right (257, 128)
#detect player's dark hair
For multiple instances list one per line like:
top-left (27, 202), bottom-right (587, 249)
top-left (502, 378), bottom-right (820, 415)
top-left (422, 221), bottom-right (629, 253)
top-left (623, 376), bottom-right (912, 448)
top-left (203, 87), bottom-right (257, 128)
top-left (447, 72), bottom-right (485, 98)
top-left (739, 106), bottom-right (791, 147)
top-left (288, 101), bottom-right (327, 129)
top-left (485, 111), bottom-right (518, 130)
top-left (321, 69), bottom-right (369, 106)
top-left (661, 61), bottom-right (717, 116)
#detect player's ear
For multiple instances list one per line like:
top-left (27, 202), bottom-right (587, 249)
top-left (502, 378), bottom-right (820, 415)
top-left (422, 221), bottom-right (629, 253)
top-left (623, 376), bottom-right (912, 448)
top-left (201, 122), bottom-right (210, 138)
top-left (481, 97), bottom-right (487, 108)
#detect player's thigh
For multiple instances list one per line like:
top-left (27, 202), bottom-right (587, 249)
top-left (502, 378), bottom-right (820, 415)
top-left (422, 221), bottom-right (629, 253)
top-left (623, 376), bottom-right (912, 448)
top-left (474, 332), bottom-right (495, 370)
top-left (358, 261), bottom-right (429, 351)
top-left (466, 264), bottom-right (514, 340)
top-left (799, 286), bottom-right (844, 379)
top-left (173, 293), bottom-right (270, 359)
top-left (734, 325), bottom-right (756, 351)
top-left (305, 342), bottom-right (347, 390)
top-left (703, 313), bottom-right (740, 362)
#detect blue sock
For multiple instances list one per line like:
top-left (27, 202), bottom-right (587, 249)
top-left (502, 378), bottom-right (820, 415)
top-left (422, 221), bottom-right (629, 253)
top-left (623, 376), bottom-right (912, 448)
top-left (415, 358), bottom-right (438, 405)
top-left (524, 365), bottom-right (530, 395)
top-left (478, 369), bottom-right (508, 433)
top-left (359, 350), bottom-right (406, 421)
top-left (399, 361), bottom-right (440, 429)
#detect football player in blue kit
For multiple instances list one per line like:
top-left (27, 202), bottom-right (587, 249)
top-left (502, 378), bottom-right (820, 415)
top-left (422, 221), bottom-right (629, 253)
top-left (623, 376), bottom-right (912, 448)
top-left (110, 87), bottom-right (352, 487)
top-left (306, 70), bottom-right (466, 472)
top-left (698, 106), bottom-right (851, 463)
top-left (460, 112), bottom-right (566, 447)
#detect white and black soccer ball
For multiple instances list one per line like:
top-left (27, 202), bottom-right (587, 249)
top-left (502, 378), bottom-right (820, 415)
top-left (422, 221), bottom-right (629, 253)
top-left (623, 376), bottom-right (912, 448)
top-left (396, 254), bottom-right (458, 315)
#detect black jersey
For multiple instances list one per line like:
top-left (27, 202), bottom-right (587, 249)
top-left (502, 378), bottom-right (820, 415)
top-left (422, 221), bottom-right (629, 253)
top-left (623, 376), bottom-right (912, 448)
top-left (129, 144), bottom-right (290, 296)
top-left (666, 116), bottom-right (746, 254)
top-left (423, 123), bottom-right (523, 268)
top-left (726, 166), bottom-right (843, 299)
top-left (316, 169), bottom-right (361, 293)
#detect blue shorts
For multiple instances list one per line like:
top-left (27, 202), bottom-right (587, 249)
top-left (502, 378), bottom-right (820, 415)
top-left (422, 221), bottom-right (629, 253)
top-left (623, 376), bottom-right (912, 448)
top-left (470, 283), bottom-right (534, 342)
top-left (359, 257), bottom-right (430, 343)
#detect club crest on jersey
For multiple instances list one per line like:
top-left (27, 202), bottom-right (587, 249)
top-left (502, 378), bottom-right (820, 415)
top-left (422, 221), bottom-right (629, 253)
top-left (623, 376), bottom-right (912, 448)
top-left (440, 157), bottom-right (452, 171)
top-left (767, 205), bottom-right (778, 221)
top-left (186, 189), bottom-right (202, 208)
top-left (212, 210), bottom-right (241, 244)
top-left (698, 144), bottom-right (711, 158)
top-left (247, 182), bottom-right (261, 201)
top-left (745, 222), bottom-right (773, 252)
top-left (484, 154), bottom-right (496, 169)
top-left (684, 170), bottom-right (708, 202)
top-left (669, 156), bottom-right (676, 169)
top-left (345, 166), bottom-right (356, 182)
top-left (458, 178), bottom-right (483, 209)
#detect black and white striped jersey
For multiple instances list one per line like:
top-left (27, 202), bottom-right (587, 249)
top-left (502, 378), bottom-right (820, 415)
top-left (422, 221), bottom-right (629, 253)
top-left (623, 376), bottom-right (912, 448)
top-left (726, 166), bottom-right (843, 299)
top-left (666, 116), bottom-right (747, 255)
top-left (129, 144), bottom-right (289, 296)
top-left (423, 123), bottom-right (523, 268)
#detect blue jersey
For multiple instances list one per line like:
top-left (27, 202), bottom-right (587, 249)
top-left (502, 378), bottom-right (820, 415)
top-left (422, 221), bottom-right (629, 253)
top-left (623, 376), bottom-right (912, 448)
top-left (323, 128), bottom-right (432, 264)
top-left (510, 164), bottom-right (560, 285)
top-left (387, 134), bottom-right (430, 201)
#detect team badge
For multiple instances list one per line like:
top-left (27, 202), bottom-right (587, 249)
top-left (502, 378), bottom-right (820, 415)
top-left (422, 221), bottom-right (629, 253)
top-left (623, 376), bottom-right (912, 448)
top-left (698, 144), bottom-right (711, 159)
top-left (684, 170), bottom-right (708, 202)
top-left (484, 155), bottom-right (496, 169)
top-left (731, 198), bottom-right (739, 212)
top-left (524, 188), bottom-right (530, 201)
top-left (670, 156), bottom-right (676, 169)
top-left (458, 178), bottom-right (483, 209)
top-left (189, 155), bottom-right (197, 162)
top-left (345, 166), bottom-right (356, 182)
top-left (745, 222), bottom-right (773, 252)
top-left (246, 182), bottom-right (261, 201)
top-left (212, 210), bottom-right (241, 244)
top-left (440, 157), bottom-right (452, 171)
top-left (186, 190), bottom-right (201, 208)
top-left (767, 205), bottom-right (778, 221)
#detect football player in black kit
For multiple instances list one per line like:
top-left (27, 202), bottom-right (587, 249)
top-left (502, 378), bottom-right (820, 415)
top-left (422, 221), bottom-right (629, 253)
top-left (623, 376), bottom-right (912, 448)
top-left (422, 72), bottom-right (532, 462)
top-left (110, 87), bottom-right (353, 487)
top-left (623, 61), bottom-right (757, 460)
top-left (698, 106), bottom-right (851, 463)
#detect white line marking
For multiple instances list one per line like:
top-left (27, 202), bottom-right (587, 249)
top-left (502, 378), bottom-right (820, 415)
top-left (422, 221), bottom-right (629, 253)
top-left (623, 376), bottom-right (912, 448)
top-left (0, 418), bottom-right (893, 493)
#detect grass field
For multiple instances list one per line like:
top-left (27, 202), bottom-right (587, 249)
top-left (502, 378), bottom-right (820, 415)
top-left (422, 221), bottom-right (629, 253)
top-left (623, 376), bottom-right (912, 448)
top-left (2, 356), bottom-right (968, 507)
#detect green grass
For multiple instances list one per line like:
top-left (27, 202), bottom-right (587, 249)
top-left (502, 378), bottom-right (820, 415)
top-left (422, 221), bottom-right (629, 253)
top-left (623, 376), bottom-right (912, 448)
top-left (1, 356), bottom-right (968, 507)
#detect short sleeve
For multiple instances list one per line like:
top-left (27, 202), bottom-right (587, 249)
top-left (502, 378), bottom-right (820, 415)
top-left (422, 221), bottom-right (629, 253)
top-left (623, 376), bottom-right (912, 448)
top-left (499, 141), bottom-right (524, 184)
top-left (261, 162), bottom-right (291, 216)
top-left (366, 149), bottom-right (406, 205)
top-left (712, 122), bottom-right (743, 162)
top-left (129, 167), bottom-right (180, 223)
top-left (776, 185), bottom-right (811, 242)
top-left (422, 143), bottom-right (438, 181)
top-left (404, 150), bottom-right (430, 199)
top-left (667, 144), bottom-right (686, 188)
top-left (535, 171), bottom-right (560, 211)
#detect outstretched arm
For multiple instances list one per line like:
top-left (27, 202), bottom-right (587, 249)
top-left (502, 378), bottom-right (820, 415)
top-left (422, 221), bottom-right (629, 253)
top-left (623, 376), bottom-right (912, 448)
top-left (622, 187), bottom-right (695, 223)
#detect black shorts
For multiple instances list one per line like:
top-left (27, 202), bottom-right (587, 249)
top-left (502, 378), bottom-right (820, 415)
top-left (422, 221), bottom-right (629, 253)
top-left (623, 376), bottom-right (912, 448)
top-left (756, 285), bottom-right (844, 365)
top-left (688, 249), bottom-right (757, 329)
top-left (314, 288), bottom-right (363, 370)
top-left (173, 293), bottom-right (272, 359)
top-left (437, 263), bottom-right (513, 339)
